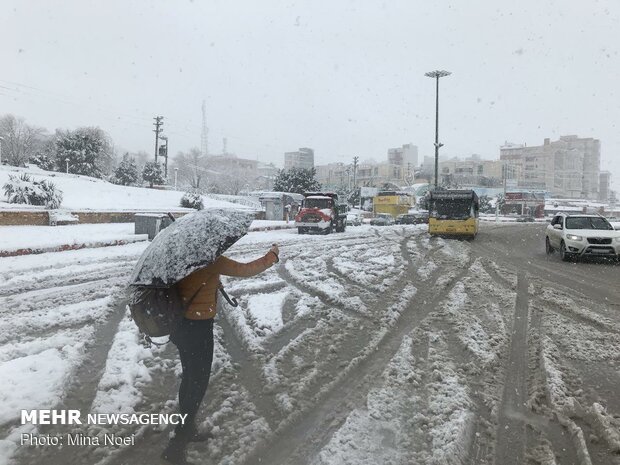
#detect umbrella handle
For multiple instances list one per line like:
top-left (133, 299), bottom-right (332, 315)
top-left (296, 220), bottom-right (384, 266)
top-left (219, 286), bottom-right (239, 307)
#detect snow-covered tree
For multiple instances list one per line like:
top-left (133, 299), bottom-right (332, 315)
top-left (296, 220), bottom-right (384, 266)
top-left (347, 188), bottom-right (360, 207)
top-left (272, 168), bottom-right (321, 194)
top-left (0, 114), bottom-right (46, 167)
top-left (180, 191), bottom-right (204, 210)
top-left (142, 161), bottom-right (165, 187)
top-left (3, 173), bottom-right (63, 209)
top-left (29, 138), bottom-right (57, 171)
top-left (479, 195), bottom-right (493, 213)
top-left (112, 153), bottom-right (139, 186)
top-left (55, 127), bottom-right (113, 178)
top-left (496, 194), bottom-right (505, 213)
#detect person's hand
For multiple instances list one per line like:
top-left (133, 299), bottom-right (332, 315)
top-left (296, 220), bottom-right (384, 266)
top-left (269, 244), bottom-right (280, 262)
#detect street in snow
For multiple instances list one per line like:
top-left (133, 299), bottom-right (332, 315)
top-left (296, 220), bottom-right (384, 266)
top-left (1, 223), bottom-right (619, 465)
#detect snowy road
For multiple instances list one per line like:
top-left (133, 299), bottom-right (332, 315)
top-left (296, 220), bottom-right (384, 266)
top-left (1, 224), bottom-right (619, 465)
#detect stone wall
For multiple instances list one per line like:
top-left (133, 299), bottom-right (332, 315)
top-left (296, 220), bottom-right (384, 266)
top-left (0, 210), bottom-right (260, 226)
top-left (0, 211), bottom-right (49, 226)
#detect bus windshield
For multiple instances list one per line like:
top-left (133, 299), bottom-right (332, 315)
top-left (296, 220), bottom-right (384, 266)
top-left (432, 199), bottom-right (473, 220)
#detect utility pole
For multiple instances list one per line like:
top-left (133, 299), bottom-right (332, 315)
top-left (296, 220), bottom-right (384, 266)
top-left (424, 70), bottom-right (451, 189)
top-left (153, 116), bottom-right (164, 163)
top-left (352, 156), bottom-right (359, 189)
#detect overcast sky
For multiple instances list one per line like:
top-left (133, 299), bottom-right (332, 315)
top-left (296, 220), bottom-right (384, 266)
top-left (2, 0), bottom-right (619, 190)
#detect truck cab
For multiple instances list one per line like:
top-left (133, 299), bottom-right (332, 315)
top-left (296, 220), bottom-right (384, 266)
top-left (295, 192), bottom-right (347, 234)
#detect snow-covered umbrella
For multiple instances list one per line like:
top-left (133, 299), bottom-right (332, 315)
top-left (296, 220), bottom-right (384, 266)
top-left (129, 209), bottom-right (254, 286)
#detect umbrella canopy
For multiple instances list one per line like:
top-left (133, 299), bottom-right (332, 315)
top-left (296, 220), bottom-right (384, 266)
top-left (130, 209), bottom-right (254, 286)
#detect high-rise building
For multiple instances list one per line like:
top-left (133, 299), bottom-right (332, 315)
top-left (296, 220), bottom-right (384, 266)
top-left (599, 171), bottom-right (612, 202)
top-left (387, 144), bottom-right (418, 177)
top-left (284, 147), bottom-right (315, 170)
top-left (314, 162), bottom-right (349, 189)
top-left (500, 136), bottom-right (600, 199)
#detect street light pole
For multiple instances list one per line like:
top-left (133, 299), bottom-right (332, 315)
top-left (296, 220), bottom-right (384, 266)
top-left (424, 70), bottom-right (451, 189)
top-left (0, 136), bottom-right (4, 165)
top-left (174, 167), bottom-right (179, 190)
top-left (65, 158), bottom-right (70, 174)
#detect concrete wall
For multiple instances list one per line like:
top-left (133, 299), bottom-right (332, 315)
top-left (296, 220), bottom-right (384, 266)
top-left (0, 210), bottom-right (190, 226)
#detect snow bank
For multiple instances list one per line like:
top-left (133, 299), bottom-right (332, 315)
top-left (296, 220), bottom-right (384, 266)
top-left (0, 223), bottom-right (142, 253)
top-left (0, 165), bottom-right (248, 212)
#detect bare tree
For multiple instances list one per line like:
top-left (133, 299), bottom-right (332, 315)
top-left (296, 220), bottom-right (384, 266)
top-left (171, 148), bottom-right (213, 190)
top-left (210, 167), bottom-right (250, 195)
top-left (0, 114), bottom-right (46, 166)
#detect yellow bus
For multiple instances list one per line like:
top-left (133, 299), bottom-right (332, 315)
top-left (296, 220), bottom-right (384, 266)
top-left (428, 189), bottom-right (479, 238)
top-left (373, 191), bottom-right (415, 218)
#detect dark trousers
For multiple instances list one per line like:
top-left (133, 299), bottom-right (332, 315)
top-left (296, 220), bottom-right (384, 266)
top-left (170, 318), bottom-right (214, 435)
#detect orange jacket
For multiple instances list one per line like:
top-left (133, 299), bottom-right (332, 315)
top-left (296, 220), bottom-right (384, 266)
top-left (177, 253), bottom-right (277, 320)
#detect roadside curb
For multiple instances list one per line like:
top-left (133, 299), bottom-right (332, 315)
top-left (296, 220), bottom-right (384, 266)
top-left (0, 235), bottom-right (148, 258)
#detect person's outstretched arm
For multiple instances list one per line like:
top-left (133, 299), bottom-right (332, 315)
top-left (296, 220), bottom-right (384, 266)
top-left (213, 245), bottom-right (279, 277)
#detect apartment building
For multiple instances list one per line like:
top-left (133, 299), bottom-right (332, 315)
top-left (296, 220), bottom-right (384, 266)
top-left (438, 157), bottom-right (504, 187)
top-left (599, 171), bottom-right (612, 202)
top-left (500, 136), bottom-right (600, 199)
top-left (284, 147), bottom-right (315, 170)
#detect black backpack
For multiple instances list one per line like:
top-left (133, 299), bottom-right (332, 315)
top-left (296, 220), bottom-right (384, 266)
top-left (127, 283), bottom-right (238, 346)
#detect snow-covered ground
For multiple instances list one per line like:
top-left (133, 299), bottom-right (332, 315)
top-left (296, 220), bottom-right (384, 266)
top-left (0, 220), bottom-right (295, 254)
top-left (1, 223), bottom-right (619, 465)
top-left (0, 224), bottom-right (144, 253)
top-left (0, 165), bottom-right (252, 212)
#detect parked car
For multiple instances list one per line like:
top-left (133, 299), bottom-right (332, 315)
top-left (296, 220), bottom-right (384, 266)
top-left (370, 213), bottom-right (395, 226)
top-left (346, 213), bottom-right (362, 226)
top-left (545, 213), bottom-right (620, 261)
top-left (396, 212), bottom-right (429, 225)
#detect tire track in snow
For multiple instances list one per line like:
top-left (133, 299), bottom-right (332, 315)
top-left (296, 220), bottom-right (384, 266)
top-left (217, 311), bottom-right (282, 430)
top-left (481, 259), bottom-right (620, 338)
top-left (494, 272), bottom-right (530, 465)
top-left (0, 260), bottom-right (135, 297)
top-left (480, 258), bottom-right (592, 464)
top-left (237, 254), bottom-right (475, 465)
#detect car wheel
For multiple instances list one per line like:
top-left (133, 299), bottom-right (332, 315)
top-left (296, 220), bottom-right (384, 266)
top-left (545, 237), bottom-right (554, 254)
top-left (559, 241), bottom-right (571, 262)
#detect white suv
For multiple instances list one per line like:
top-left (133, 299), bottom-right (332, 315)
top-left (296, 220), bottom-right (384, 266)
top-left (545, 213), bottom-right (620, 261)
